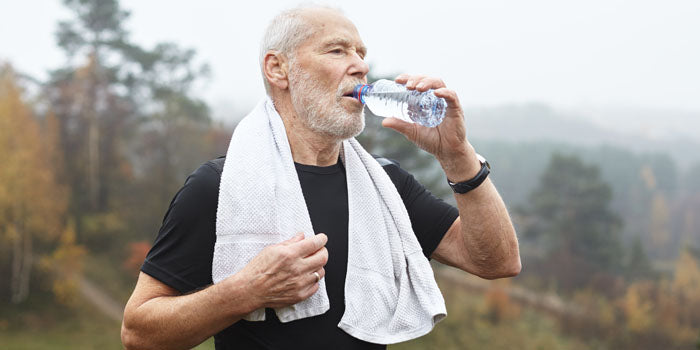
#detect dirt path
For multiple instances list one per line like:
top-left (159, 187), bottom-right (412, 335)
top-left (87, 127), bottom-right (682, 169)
top-left (79, 277), bottom-right (123, 322)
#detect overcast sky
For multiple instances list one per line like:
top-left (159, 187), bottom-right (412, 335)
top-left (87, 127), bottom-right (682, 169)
top-left (1, 0), bottom-right (699, 121)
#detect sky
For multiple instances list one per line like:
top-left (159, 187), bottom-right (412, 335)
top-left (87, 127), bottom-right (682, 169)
top-left (1, 0), bottom-right (699, 122)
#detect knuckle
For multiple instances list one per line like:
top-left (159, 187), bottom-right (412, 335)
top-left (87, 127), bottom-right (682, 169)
top-left (320, 248), bottom-right (329, 264)
top-left (277, 248), bottom-right (293, 260)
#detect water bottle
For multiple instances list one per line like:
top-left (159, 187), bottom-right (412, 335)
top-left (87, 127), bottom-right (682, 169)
top-left (352, 79), bottom-right (447, 127)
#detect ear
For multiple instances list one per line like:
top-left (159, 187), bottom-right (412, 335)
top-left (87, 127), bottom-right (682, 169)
top-left (263, 51), bottom-right (289, 90)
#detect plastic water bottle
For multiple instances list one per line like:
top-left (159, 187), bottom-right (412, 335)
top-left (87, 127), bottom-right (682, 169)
top-left (352, 79), bottom-right (447, 127)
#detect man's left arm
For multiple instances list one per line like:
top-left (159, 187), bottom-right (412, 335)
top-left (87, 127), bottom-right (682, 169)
top-left (382, 74), bottom-right (521, 280)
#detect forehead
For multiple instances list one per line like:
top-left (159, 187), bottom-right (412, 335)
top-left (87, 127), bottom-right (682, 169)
top-left (298, 9), bottom-right (366, 51)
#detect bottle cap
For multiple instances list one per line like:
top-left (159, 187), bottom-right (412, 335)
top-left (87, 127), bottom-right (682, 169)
top-left (352, 84), bottom-right (371, 104)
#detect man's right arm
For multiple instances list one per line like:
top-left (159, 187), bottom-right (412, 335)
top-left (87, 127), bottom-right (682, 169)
top-left (121, 232), bottom-right (328, 350)
top-left (121, 271), bottom-right (253, 350)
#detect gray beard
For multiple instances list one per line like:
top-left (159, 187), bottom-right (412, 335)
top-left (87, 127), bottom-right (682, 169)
top-left (288, 66), bottom-right (365, 140)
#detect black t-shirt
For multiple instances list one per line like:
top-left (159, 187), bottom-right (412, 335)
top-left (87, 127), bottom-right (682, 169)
top-left (141, 156), bottom-right (459, 350)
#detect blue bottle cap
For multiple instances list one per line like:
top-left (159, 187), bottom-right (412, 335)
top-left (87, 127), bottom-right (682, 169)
top-left (352, 84), bottom-right (371, 104)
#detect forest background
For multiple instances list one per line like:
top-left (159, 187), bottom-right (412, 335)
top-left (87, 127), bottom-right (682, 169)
top-left (1, 1), bottom-right (699, 349)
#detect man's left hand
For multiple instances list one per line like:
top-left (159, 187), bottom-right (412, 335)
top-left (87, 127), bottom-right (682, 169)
top-left (381, 74), bottom-right (479, 180)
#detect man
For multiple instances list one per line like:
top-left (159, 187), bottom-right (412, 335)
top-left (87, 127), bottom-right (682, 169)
top-left (121, 5), bottom-right (520, 350)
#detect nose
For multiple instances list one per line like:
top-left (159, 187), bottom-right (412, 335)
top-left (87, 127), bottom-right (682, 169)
top-left (348, 53), bottom-right (369, 81)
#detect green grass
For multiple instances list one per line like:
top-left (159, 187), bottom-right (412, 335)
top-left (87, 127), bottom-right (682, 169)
top-left (0, 295), bottom-right (217, 350)
top-left (0, 300), bottom-right (122, 350)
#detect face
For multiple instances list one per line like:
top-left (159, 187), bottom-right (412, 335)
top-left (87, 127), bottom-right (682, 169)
top-left (287, 10), bottom-right (369, 140)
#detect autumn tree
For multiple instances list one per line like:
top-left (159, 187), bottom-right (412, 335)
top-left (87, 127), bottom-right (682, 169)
top-left (0, 65), bottom-right (70, 303)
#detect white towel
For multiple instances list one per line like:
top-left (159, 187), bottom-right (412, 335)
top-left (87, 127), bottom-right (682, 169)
top-left (213, 97), bottom-right (446, 344)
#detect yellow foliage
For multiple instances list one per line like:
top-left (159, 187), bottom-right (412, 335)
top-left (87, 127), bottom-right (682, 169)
top-left (572, 289), bottom-right (616, 328)
top-left (40, 220), bottom-right (87, 306)
top-left (0, 64), bottom-right (67, 244)
top-left (621, 282), bottom-right (654, 333)
top-left (52, 277), bottom-right (81, 306)
top-left (672, 249), bottom-right (700, 300)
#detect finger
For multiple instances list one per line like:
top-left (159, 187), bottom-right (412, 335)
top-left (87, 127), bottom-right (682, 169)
top-left (280, 232), bottom-right (305, 246)
top-left (292, 233), bottom-right (328, 257)
top-left (415, 77), bottom-right (447, 92)
top-left (382, 117), bottom-right (418, 137)
top-left (433, 88), bottom-right (461, 112)
top-left (299, 280), bottom-right (321, 300)
top-left (405, 75), bottom-right (427, 90)
top-left (301, 247), bottom-right (328, 271)
top-left (394, 74), bottom-right (410, 84)
top-left (305, 267), bottom-right (326, 285)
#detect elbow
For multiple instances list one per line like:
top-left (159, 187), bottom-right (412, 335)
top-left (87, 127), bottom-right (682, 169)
top-left (121, 322), bottom-right (136, 350)
top-left (503, 257), bottom-right (522, 278)
top-left (476, 257), bottom-right (522, 280)
top-left (121, 317), bottom-right (147, 350)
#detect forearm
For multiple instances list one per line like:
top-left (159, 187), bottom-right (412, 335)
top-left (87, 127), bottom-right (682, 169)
top-left (441, 147), bottom-right (521, 278)
top-left (382, 74), bottom-right (520, 277)
top-left (454, 179), bottom-right (520, 276)
top-left (121, 273), bottom-right (257, 350)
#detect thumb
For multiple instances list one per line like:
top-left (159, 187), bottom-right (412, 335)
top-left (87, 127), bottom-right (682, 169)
top-left (281, 232), bottom-right (305, 245)
top-left (381, 117), bottom-right (415, 137)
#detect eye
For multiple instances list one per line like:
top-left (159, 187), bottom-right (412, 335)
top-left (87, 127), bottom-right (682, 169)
top-left (330, 48), bottom-right (344, 55)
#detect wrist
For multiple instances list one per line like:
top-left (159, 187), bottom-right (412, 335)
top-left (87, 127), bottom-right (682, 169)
top-left (220, 272), bottom-right (262, 315)
top-left (439, 145), bottom-right (480, 182)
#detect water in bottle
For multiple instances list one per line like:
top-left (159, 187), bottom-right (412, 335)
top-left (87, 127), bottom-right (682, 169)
top-left (352, 79), bottom-right (447, 127)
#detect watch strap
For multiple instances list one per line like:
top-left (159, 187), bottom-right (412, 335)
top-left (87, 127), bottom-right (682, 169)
top-left (447, 157), bottom-right (490, 194)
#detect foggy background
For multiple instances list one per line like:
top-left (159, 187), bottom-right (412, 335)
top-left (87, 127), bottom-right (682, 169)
top-left (1, 1), bottom-right (699, 349)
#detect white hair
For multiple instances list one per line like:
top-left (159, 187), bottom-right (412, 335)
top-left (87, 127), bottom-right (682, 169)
top-left (259, 4), bottom-right (344, 94)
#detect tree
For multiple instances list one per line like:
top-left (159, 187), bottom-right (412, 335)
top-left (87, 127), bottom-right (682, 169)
top-left (520, 153), bottom-right (624, 291)
top-left (0, 65), bottom-right (68, 303)
top-left (624, 236), bottom-right (655, 281)
top-left (47, 0), bottom-right (210, 210)
top-left (45, 0), bottom-right (211, 250)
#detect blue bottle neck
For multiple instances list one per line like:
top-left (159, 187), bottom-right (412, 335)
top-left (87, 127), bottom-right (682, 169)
top-left (352, 84), bottom-right (372, 104)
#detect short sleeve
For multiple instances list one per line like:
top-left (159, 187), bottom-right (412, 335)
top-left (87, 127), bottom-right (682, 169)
top-left (380, 160), bottom-right (459, 258)
top-left (140, 161), bottom-right (221, 294)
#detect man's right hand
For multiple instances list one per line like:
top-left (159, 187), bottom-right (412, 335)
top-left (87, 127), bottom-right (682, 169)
top-left (234, 232), bottom-right (329, 309)
top-left (121, 233), bottom-right (328, 350)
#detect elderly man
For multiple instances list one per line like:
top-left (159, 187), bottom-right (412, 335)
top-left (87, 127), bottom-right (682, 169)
top-left (122, 5), bottom-right (520, 350)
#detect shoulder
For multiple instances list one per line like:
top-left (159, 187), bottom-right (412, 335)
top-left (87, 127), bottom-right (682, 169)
top-left (188, 156), bottom-right (225, 185)
top-left (372, 154), bottom-right (410, 186)
top-left (174, 156), bottom-right (225, 206)
top-left (373, 154), bottom-right (400, 168)
top-left (201, 155), bottom-right (226, 176)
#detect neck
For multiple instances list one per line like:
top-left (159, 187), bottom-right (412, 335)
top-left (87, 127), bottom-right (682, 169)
top-left (272, 94), bottom-right (342, 167)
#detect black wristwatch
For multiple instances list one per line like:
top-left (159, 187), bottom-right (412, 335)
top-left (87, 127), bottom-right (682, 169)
top-left (447, 153), bottom-right (491, 194)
